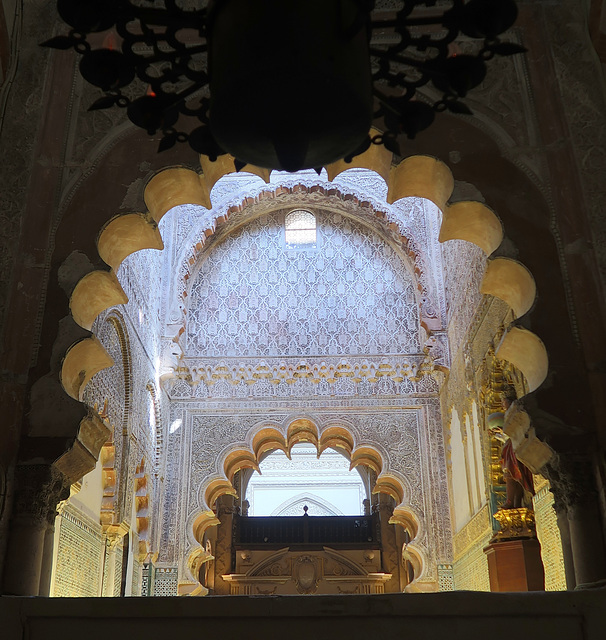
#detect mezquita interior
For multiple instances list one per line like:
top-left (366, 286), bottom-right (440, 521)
top-left (1, 1), bottom-right (606, 638)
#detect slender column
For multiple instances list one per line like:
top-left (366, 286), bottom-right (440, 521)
top-left (102, 543), bottom-right (117, 597)
top-left (102, 530), bottom-right (127, 597)
top-left (37, 518), bottom-right (57, 596)
top-left (212, 495), bottom-right (238, 595)
top-left (568, 497), bottom-right (606, 586)
top-left (374, 493), bottom-right (400, 592)
top-left (2, 464), bottom-right (69, 595)
top-left (548, 452), bottom-right (606, 588)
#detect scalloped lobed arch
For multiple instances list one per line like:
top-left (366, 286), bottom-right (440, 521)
top-left (199, 418), bottom-right (411, 515)
top-left (187, 416), bottom-right (427, 589)
top-left (59, 146), bottom-right (553, 487)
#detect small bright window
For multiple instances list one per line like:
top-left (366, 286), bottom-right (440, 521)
top-left (285, 209), bottom-right (316, 248)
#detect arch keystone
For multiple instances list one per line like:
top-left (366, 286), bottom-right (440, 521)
top-left (61, 337), bottom-right (114, 401)
top-left (387, 155), bottom-right (454, 211)
top-left (439, 201), bottom-right (503, 255)
top-left (481, 258), bottom-right (536, 318)
top-left (144, 167), bottom-right (211, 221)
top-left (70, 270), bottom-right (128, 331)
top-left (98, 213), bottom-right (164, 270)
top-left (496, 327), bottom-right (549, 393)
top-left (326, 128), bottom-right (392, 184)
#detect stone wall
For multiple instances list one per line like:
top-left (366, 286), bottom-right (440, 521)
top-left (533, 479), bottom-right (566, 591)
top-left (52, 503), bottom-right (104, 597)
top-left (452, 505), bottom-right (492, 591)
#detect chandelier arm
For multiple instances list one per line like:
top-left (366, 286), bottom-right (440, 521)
top-left (369, 47), bottom-right (440, 69)
top-left (372, 88), bottom-right (406, 116)
top-left (156, 80), bottom-right (209, 111)
top-left (119, 4), bottom-right (201, 29)
top-left (371, 15), bottom-right (452, 29)
top-left (126, 43), bottom-right (207, 67)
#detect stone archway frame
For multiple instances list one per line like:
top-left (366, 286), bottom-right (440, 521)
top-left (198, 418), bottom-right (408, 515)
top-left (59, 142), bottom-right (552, 469)
top-left (187, 417), bottom-right (418, 588)
top-left (95, 313), bottom-right (134, 531)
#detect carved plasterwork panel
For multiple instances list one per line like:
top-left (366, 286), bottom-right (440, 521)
top-left (442, 239), bottom-right (487, 359)
top-left (161, 170), bottom-right (449, 361)
top-left (166, 403), bottom-right (451, 585)
top-left (167, 353), bottom-right (440, 400)
top-left (185, 208), bottom-right (421, 358)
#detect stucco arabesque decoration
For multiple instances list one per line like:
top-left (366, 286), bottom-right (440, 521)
top-left (70, 148), bottom-right (551, 592)
top-left (159, 168), bottom-right (451, 385)
top-left (174, 411), bottom-right (445, 589)
top-left (153, 170), bottom-right (452, 587)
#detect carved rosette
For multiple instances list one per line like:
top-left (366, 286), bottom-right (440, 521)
top-left (493, 508), bottom-right (536, 540)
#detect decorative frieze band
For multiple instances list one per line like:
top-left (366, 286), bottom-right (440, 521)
top-left (166, 354), bottom-right (441, 399)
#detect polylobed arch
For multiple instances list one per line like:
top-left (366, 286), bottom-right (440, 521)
top-left (188, 418), bottom-right (426, 590)
top-left (57, 146), bottom-right (554, 491)
top-left (199, 418), bottom-right (409, 516)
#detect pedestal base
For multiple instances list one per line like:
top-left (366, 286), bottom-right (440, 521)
top-left (484, 538), bottom-right (545, 592)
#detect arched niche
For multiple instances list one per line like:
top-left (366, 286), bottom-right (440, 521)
top-left (183, 207), bottom-right (424, 359)
top-left (83, 311), bottom-right (133, 527)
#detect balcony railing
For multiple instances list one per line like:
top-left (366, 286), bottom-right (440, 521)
top-left (234, 514), bottom-right (380, 549)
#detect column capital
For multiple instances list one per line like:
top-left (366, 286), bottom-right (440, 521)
top-left (544, 451), bottom-right (599, 512)
top-left (104, 522), bottom-right (130, 549)
top-left (372, 493), bottom-right (396, 516)
top-left (11, 464), bottom-right (70, 529)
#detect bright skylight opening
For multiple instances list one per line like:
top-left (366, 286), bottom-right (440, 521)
top-left (285, 209), bottom-right (317, 247)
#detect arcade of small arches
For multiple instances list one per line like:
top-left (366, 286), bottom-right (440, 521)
top-left (41, 145), bottom-right (563, 597)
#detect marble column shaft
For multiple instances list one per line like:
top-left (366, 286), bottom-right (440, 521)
top-left (2, 464), bottom-right (69, 596)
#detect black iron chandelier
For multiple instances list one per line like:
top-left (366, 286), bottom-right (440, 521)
top-left (45, 0), bottom-right (524, 172)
